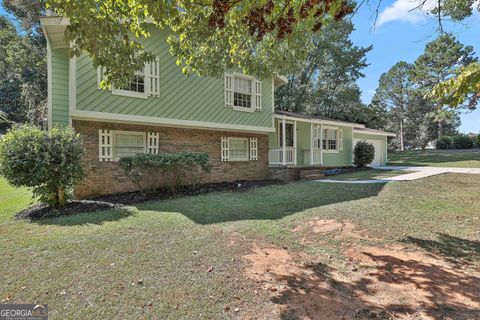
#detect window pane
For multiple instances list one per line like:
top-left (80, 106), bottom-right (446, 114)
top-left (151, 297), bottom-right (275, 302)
top-left (229, 138), bottom-right (248, 160)
top-left (115, 133), bottom-right (145, 158)
top-left (279, 123), bottom-right (294, 147)
top-left (234, 77), bottom-right (252, 108)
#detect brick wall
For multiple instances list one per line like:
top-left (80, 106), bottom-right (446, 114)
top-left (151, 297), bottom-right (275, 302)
top-left (73, 120), bottom-right (269, 198)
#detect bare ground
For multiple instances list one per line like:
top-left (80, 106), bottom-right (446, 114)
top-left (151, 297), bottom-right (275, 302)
top-left (242, 219), bottom-right (480, 320)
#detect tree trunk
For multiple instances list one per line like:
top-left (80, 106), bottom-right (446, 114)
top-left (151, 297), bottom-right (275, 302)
top-left (399, 119), bottom-right (405, 151)
top-left (438, 121), bottom-right (444, 139)
top-left (57, 187), bottom-right (66, 207)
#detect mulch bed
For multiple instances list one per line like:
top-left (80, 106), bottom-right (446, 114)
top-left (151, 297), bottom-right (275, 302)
top-left (93, 179), bottom-right (284, 206)
top-left (15, 200), bottom-right (126, 220)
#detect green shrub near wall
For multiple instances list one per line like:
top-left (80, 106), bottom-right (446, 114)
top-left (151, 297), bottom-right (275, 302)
top-left (119, 152), bottom-right (212, 195)
top-left (353, 141), bottom-right (375, 167)
top-left (0, 125), bottom-right (85, 208)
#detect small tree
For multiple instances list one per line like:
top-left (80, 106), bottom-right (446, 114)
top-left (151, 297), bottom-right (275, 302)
top-left (451, 134), bottom-right (473, 149)
top-left (353, 141), bottom-right (375, 167)
top-left (436, 136), bottom-right (452, 149)
top-left (0, 125), bottom-right (85, 208)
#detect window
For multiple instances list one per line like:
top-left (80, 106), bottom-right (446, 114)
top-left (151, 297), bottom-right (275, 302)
top-left (322, 128), bottom-right (338, 151)
top-left (112, 67), bottom-right (147, 98)
top-left (98, 130), bottom-right (160, 161)
top-left (234, 77), bottom-right (252, 108)
top-left (98, 57), bottom-right (160, 99)
top-left (221, 137), bottom-right (258, 162)
top-left (224, 73), bottom-right (262, 112)
top-left (229, 138), bottom-right (249, 161)
top-left (113, 131), bottom-right (146, 159)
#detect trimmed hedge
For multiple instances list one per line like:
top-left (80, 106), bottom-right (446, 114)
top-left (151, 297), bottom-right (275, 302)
top-left (0, 125), bottom-right (85, 208)
top-left (119, 152), bottom-right (212, 195)
top-left (353, 141), bottom-right (375, 167)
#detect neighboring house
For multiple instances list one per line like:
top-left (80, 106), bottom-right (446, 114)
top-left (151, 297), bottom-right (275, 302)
top-left (41, 16), bottom-right (395, 198)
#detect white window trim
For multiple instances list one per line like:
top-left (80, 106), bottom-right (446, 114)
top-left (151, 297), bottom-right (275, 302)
top-left (112, 130), bottom-right (147, 161)
top-left (322, 126), bottom-right (340, 153)
top-left (112, 88), bottom-right (149, 99)
top-left (231, 73), bottom-right (257, 113)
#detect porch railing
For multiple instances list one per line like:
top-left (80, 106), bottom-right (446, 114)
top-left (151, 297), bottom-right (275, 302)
top-left (268, 147), bottom-right (295, 165)
top-left (303, 149), bottom-right (322, 165)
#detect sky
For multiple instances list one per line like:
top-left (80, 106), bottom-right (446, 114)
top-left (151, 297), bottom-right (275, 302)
top-left (350, 0), bottom-right (480, 133)
top-left (1, 2), bottom-right (479, 133)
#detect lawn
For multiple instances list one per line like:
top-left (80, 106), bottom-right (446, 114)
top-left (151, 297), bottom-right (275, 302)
top-left (332, 169), bottom-right (412, 181)
top-left (388, 148), bottom-right (480, 167)
top-left (0, 175), bottom-right (479, 319)
top-left (0, 178), bottom-right (33, 223)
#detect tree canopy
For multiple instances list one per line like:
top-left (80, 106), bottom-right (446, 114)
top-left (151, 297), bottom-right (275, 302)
top-left (45, 0), bottom-right (354, 88)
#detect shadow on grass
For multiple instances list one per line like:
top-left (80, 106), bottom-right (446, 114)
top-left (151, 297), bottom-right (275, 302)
top-left (33, 207), bottom-right (136, 226)
top-left (403, 234), bottom-right (480, 266)
top-left (273, 252), bottom-right (480, 319)
top-left (137, 181), bottom-right (386, 225)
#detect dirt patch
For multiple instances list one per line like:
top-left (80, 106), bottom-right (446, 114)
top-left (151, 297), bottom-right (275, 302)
top-left (242, 243), bottom-right (480, 320)
top-left (15, 200), bottom-right (126, 220)
top-left (294, 219), bottom-right (374, 242)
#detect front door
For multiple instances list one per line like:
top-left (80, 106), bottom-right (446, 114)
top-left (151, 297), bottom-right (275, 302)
top-left (278, 122), bottom-right (294, 147)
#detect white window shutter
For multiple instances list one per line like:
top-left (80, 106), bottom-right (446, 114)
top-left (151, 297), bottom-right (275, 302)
top-left (254, 79), bottom-right (262, 111)
top-left (224, 73), bottom-right (234, 108)
top-left (147, 132), bottom-right (159, 154)
top-left (99, 130), bottom-right (113, 161)
top-left (221, 137), bottom-right (230, 161)
top-left (338, 128), bottom-right (343, 151)
top-left (149, 57), bottom-right (160, 97)
top-left (249, 137), bottom-right (258, 160)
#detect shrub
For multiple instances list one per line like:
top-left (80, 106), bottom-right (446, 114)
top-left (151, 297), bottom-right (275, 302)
top-left (353, 141), bottom-right (375, 167)
top-left (478, 134), bottom-right (480, 148)
top-left (118, 152), bottom-right (212, 195)
top-left (451, 134), bottom-right (474, 149)
top-left (436, 136), bottom-right (452, 149)
top-left (0, 125), bottom-right (85, 208)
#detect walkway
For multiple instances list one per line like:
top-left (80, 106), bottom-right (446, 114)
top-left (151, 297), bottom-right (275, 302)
top-left (316, 166), bottom-right (480, 184)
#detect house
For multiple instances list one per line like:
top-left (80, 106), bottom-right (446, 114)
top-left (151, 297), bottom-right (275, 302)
top-left (41, 16), bottom-right (395, 198)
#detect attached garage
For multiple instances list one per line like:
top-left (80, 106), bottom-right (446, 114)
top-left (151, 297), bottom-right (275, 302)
top-left (353, 128), bottom-right (396, 166)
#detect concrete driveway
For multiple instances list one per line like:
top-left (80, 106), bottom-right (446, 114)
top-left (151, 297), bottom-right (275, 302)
top-left (373, 166), bottom-right (480, 181)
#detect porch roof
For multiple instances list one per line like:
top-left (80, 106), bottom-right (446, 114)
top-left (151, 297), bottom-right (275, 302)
top-left (353, 127), bottom-right (397, 137)
top-left (274, 110), bottom-right (365, 128)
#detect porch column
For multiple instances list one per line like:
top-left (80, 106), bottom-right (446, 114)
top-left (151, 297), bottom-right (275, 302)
top-left (282, 119), bottom-right (286, 165)
top-left (293, 120), bottom-right (297, 165)
top-left (320, 124), bottom-right (324, 165)
top-left (310, 122), bottom-right (313, 165)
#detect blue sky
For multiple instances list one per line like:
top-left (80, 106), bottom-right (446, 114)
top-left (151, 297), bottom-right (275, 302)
top-left (350, 0), bottom-right (480, 133)
top-left (1, 2), bottom-right (478, 133)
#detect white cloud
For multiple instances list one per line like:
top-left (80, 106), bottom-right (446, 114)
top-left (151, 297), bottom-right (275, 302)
top-left (377, 0), bottom-right (436, 27)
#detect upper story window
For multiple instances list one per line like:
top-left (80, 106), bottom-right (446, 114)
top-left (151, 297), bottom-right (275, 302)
top-left (97, 57), bottom-right (160, 99)
top-left (225, 73), bottom-right (262, 112)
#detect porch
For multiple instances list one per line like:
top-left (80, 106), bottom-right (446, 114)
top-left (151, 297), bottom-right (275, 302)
top-left (268, 117), bottom-right (328, 166)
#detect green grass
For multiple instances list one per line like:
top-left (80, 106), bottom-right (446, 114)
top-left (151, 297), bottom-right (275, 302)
top-left (388, 149), bottom-right (480, 167)
top-left (332, 169), bottom-right (413, 181)
top-left (0, 179), bottom-right (33, 223)
top-left (0, 175), bottom-right (479, 319)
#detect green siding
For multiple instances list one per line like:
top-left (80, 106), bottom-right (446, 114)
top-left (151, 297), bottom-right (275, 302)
top-left (296, 122), bottom-right (311, 165)
top-left (75, 27), bottom-right (273, 129)
top-left (51, 48), bottom-right (69, 127)
top-left (322, 126), bottom-right (353, 167)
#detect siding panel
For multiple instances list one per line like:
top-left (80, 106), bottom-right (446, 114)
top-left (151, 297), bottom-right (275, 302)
top-left (75, 27), bottom-right (274, 129)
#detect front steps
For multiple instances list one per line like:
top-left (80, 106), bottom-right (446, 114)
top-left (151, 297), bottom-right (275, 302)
top-left (299, 168), bottom-right (326, 180)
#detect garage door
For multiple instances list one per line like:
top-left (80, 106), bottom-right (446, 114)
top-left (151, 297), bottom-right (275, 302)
top-left (353, 139), bottom-right (384, 166)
